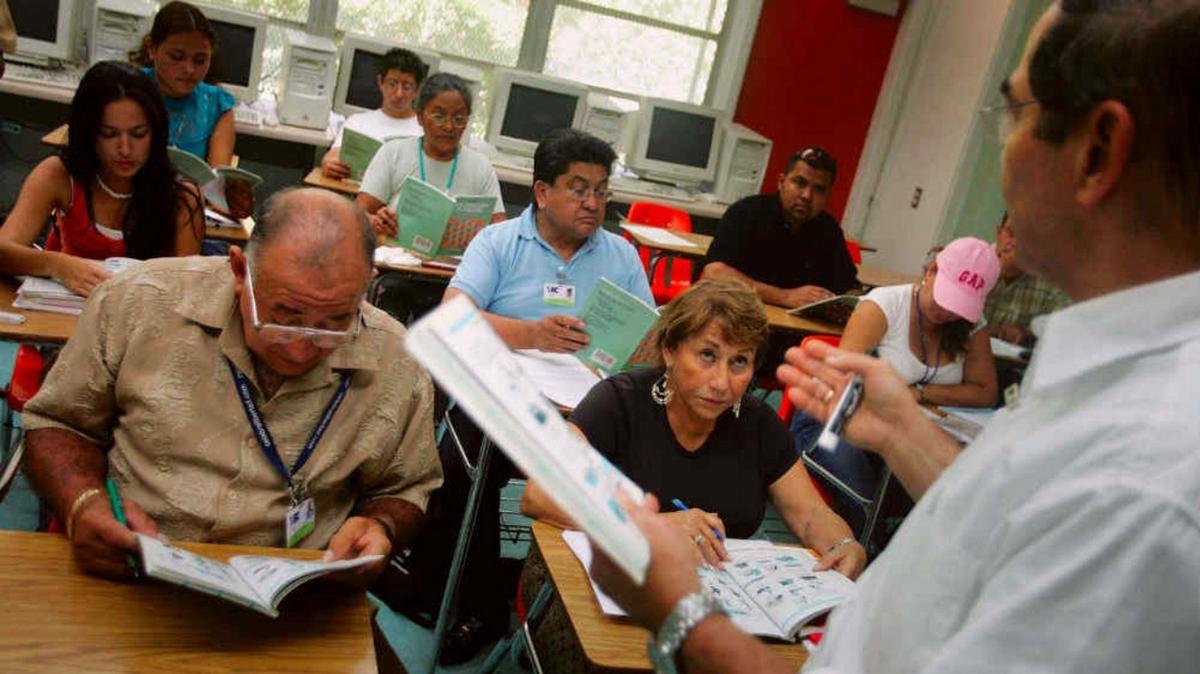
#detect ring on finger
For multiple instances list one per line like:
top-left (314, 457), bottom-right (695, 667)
top-left (691, 534), bottom-right (705, 545)
top-left (822, 388), bottom-right (835, 403)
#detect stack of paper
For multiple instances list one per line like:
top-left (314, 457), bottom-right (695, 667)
top-left (12, 258), bottom-right (139, 315)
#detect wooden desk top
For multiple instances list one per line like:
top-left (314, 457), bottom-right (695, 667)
top-left (0, 530), bottom-right (376, 673)
top-left (41, 123), bottom-right (68, 148)
top-left (764, 304), bottom-right (843, 336)
top-left (0, 279), bottom-right (78, 344)
top-left (533, 521), bottom-right (807, 673)
top-left (206, 224), bottom-right (250, 244)
top-left (619, 224), bottom-right (713, 260)
top-left (857, 265), bottom-right (919, 289)
top-left (304, 168), bottom-right (362, 196)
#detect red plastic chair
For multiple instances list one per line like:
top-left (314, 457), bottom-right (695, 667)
top-left (776, 334), bottom-right (843, 421)
top-left (625, 201), bottom-right (694, 304)
top-left (845, 239), bottom-right (863, 265)
top-left (1, 345), bottom-right (46, 501)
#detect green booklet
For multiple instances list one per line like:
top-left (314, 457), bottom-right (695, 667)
top-left (167, 147), bottom-right (263, 213)
top-left (340, 128), bottom-right (404, 181)
top-left (388, 176), bottom-right (496, 258)
top-left (575, 278), bottom-right (660, 377)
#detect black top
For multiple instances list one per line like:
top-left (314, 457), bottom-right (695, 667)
top-left (702, 193), bottom-right (860, 293)
top-left (569, 367), bottom-right (798, 538)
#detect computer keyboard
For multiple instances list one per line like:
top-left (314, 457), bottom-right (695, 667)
top-left (232, 105), bottom-right (264, 127)
top-left (608, 176), bottom-right (697, 202)
top-left (6, 62), bottom-right (84, 89)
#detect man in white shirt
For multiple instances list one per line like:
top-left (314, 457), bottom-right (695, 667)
top-left (588, 2), bottom-right (1200, 673)
top-left (320, 48), bottom-right (430, 180)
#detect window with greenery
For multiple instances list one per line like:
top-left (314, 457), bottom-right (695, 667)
top-left (200, 0), bottom-right (310, 23)
top-left (544, 0), bottom-right (727, 105)
top-left (336, 1), bottom-right (529, 68)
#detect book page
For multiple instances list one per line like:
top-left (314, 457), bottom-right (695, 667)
top-left (721, 541), bottom-right (855, 639)
top-left (512, 350), bottom-right (602, 409)
top-left (340, 127), bottom-right (383, 181)
top-left (167, 147), bottom-right (216, 186)
top-left (620, 224), bottom-right (697, 248)
top-left (406, 296), bottom-right (650, 583)
top-left (137, 534), bottom-right (263, 608)
top-left (574, 278), bottom-right (660, 377)
top-left (389, 177), bottom-right (456, 256)
top-left (439, 196), bottom-right (496, 255)
top-left (786, 295), bottom-right (860, 326)
top-left (228, 554), bottom-right (384, 610)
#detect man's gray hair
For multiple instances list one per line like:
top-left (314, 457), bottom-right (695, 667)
top-left (246, 187), bottom-right (375, 270)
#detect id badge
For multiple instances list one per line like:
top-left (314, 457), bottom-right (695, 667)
top-left (285, 497), bottom-right (316, 548)
top-left (543, 283), bottom-right (576, 307)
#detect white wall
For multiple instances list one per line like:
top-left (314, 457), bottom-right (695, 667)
top-left (849, 0), bottom-right (1015, 275)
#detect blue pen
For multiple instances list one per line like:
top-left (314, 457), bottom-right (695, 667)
top-left (671, 498), bottom-right (725, 541)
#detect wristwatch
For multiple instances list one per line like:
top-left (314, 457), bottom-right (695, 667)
top-left (647, 591), bottom-right (726, 673)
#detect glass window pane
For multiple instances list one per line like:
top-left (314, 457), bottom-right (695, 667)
top-left (575, 0), bottom-right (727, 33)
top-left (200, 0), bottom-right (310, 23)
top-left (336, 0), bottom-right (528, 67)
top-left (545, 7), bottom-right (717, 104)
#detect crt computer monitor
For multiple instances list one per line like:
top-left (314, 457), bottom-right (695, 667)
top-left (9, 0), bottom-right (75, 63)
top-left (486, 68), bottom-right (588, 157)
top-left (195, 3), bottom-right (267, 101)
top-left (333, 34), bottom-right (441, 117)
top-left (627, 97), bottom-right (725, 186)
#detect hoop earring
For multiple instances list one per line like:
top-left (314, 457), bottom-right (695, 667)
top-left (651, 372), bottom-right (673, 406)
top-left (732, 398), bottom-right (742, 419)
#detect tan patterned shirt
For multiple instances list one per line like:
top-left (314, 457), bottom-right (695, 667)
top-left (24, 257), bottom-right (442, 548)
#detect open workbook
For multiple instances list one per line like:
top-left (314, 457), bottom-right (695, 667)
top-left (13, 257), bottom-right (139, 315)
top-left (339, 128), bottom-right (405, 181)
top-left (405, 296), bottom-right (651, 583)
top-left (564, 532), bottom-right (855, 642)
top-left (388, 177), bottom-right (496, 258)
top-left (574, 278), bottom-right (660, 377)
top-left (168, 147), bottom-right (263, 216)
top-left (136, 534), bottom-right (382, 618)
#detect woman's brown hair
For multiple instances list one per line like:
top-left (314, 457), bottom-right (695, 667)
top-left (651, 279), bottom-right (770, 366)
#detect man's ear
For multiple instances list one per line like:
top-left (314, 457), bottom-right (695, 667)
top-left (229, 246), bottom-right (247, 292)
top-left (1075, 100), bottom-right (1135, 208)
top-left (533, 180), bottom-right (550, 210)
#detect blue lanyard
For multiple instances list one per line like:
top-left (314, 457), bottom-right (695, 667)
top-left (418, 138), bottom-right (459, 190)
top-left (225, 358), bottom-right (352, 503)
top-left (914, 286), bottom-right (941, 385)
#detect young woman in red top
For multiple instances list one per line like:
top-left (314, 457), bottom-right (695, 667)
top-left (0, 61), bottom-right (203, 296)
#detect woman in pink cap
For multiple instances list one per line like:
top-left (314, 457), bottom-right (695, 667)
top-left (790, 236), bottom-right (1000, 540)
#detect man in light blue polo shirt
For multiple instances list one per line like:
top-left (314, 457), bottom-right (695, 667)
top-left (445, 130), bottom-right (652, 350)
top-left (397, 129), bottom-right (652, 664)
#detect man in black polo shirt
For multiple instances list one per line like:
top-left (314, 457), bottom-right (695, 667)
top-left (701, 146), bottom-right (860, 307)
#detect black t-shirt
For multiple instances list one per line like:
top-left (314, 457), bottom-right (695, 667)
top-left (569, 367), bottom-right (798, 538)
top-left (702, 193), bottom-right (860, 293)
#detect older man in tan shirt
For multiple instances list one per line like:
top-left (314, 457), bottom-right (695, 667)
top-left (22, 188), bottom-right (441, 585)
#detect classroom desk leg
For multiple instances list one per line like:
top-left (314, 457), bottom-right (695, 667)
top-left (427, 435), bottom-right (494, 673)
top-left (478, 582), bottom-right (554, 674)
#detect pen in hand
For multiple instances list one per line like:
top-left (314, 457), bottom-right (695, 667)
top-left (105, 477), bottom-right (141, 578)
top-left (816, 373), bottom-right (864, 452)
top-left (671, 498), bottom-right (725, 541)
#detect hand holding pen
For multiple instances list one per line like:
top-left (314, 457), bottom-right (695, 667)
top-left (66, 478), bottom-right (158, 580)
top-left (667, 498), bottom-right (729, 566)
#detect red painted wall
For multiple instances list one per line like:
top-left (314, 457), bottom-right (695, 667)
top-left (734, 0), bottom-right (905, 220)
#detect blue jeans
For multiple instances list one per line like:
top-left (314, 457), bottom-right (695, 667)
top-left (790, 410), bottom-right (879, 536)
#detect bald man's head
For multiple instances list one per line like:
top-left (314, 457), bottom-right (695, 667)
top-left (247, 187), bottom-right (375, 272)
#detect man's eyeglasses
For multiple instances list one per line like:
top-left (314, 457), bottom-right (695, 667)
top-left (980, 98), bottom-right (1038, 143)
top-left (425, 112), bottom-right (470, 129)
top-left (561, 184), bottom-right (609, 203)
top-left (381, 79), bottom-right (416, 93)
top-left (244, 260), bottom-right (362, 349)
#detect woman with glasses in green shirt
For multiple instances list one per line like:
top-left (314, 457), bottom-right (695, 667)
top-left (356, 73), bottom-right (507, 239)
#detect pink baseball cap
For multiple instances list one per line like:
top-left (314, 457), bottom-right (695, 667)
top-left (932, 237), bottom-right (1000, 323)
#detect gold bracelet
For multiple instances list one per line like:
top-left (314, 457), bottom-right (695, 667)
top-left (66, 487), bottom-right (104, 541)
top-left (826, 537), bottom-right (856, 555)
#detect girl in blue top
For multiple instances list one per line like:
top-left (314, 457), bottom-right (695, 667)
top-left (133, 1), bottom-right (236, 166)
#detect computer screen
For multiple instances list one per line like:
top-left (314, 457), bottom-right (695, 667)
top-left (209, 19), bottom-right (256, 88)
top-left (499, 84), bottom-right (580, 143)
top-left (627, 98), bottom-right (724, 186)
top-left (345, 48), bottom-right (384, 111)
top-left (10, 0), bottom-right (59, 42)
top-left (644, 108), bottom-right (716, 169)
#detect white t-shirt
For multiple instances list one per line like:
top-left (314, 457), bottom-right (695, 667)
top-left (359, 136), bottom-right (506, 217)
top-left (332, 109), bottom-right (423, 149)
top-left (863, 283), bottom-right (984, 386)
top-left (806, 269), bottom-right (1200, 674)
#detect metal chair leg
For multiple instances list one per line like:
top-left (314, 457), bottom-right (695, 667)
top-left (478, 582), bottom-right (554, 674)
top-left (427, 437), bottom-right (494, 674)
top-left (857, 466), bottom-right (892, 548)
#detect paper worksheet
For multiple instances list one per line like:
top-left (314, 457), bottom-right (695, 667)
top-left (512, 350), bottom-right (602, 409)
top-left (620, 224), bottom-right (698, 248)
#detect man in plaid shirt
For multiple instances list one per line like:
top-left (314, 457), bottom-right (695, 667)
top-left (984, 213), bottom-right (1069, 345)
